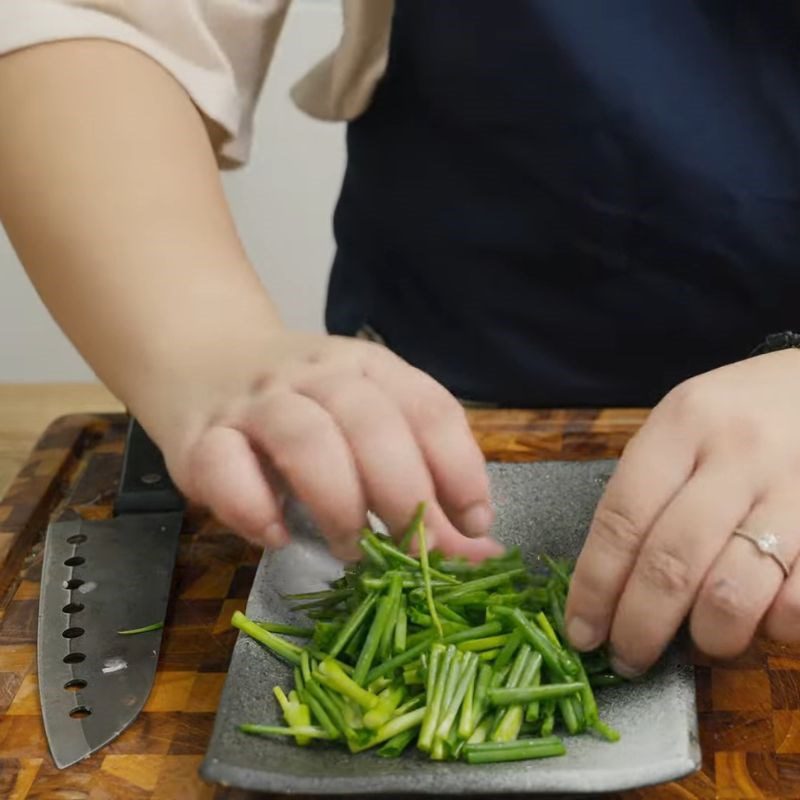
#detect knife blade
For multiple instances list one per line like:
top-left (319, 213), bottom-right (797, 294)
top-left (37, 418), bottom-right (184, 768)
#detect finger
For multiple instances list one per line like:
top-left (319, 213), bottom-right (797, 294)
top-left (609, 460), bottom-right (753, 676)
top-left (423, 503), bottom-right (504, 562)
top-left (239, 390), bottom-right (367, 557)
top-left (328, 538), bottom-right (364, 563)
top-left (759, 495), bottom-right (800, 644)
top-left (764, 569), bottom-right (800, 645)
top-left (177, 425), bottom-right (288, 549)
top-left (691, 488), bottom-right (799, 657)
top-left (565, 420), bottom-right (696, 651)
top-left (434, 530), bottom-right (505, 562)
top-left (364, 352), bottom-right (493, 538)
top-left (296, 372), bottom-right (448, 546)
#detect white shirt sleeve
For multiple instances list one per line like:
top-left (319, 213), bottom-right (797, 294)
top-left (0, 0), bottom-right (291, 166)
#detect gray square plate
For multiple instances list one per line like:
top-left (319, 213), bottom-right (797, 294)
top-left (201, 461), bottom-right (700, 795)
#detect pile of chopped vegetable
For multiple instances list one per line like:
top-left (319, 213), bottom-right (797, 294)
top-left (231, 504), bottom-right (625, 764)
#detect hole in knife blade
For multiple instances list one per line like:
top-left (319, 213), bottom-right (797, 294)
top-left (62, 627), bottom-right (85, 639)
top-left (64, 556), bottom-right (85, 567)
top-left (62, 603), bottom-right (84, 614)
top-left (64, 678), bottom-right (87, 691)
top-left (63, 652), bottom-right (86, 664)
top-left (69, 705), bottom-right (92, 719)
top-left (64, 579), bottom-right (84, 590)
top-left (66, 534), bottom-right (87, 544)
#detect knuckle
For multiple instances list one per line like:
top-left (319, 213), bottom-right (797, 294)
top-left (314, 335), bottom-right (368, 364)
top-left (251, 399), bottom-right (329, 463)
top-left (302, 372), bottom-right (374, 418)
top-left (308, 374), bottom-right (353, 408)
top-left (318, 378), bottom-right (389, 438)
top-left (663, 378), bottom-right (765, 451)
top-left (249, 372), bottom-right (277, 395)
top-left (699, 576), bottom-right (750, 621)
top-left (353, 339), bottom-right (394, 373)
top-left (270, 420), bottom-right (326, 465)
top-left (302, 344), bottom-right (337, 367)
top-left (718, 413), bottom-right (764, 454)
top-left (358, 337), bottom-right (395, 362)
top-left (638, 545), bottom-right (693, 595)
top-left (662, 377), bottom-right (713, 426)
top-left (413, 379), bottom-right (466, 431)
top-left (590, 505), bottom-right (643, 555)
top-left (418, 396), bottom-right (461, 433)
top-left (360, 338), bottom-right (390, 359)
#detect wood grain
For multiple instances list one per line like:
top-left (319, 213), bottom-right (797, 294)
top-left (0, 383), bottom-right (123, 495)
top-left (0, 406), bottom-right (795, 799)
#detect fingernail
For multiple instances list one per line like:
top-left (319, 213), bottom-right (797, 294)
top-left (461, 502), bottom-right (493, 538)
top-left (610, 655), bottom-right (643, 680)
top-left (566, 616), bottom-right (602, 651)
top-left (264, 522), bottom-right (289, 549)
top-left (330, 540), bottom-right (361, 563)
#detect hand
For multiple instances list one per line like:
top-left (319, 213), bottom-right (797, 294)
top-left (565, 349), bottom-right (800, 675)
top-left (0, 43), bottom-right (497, 559)
top-left (148, 330), bottom-right (499, 561)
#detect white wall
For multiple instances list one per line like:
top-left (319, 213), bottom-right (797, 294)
top-left (0, 0), bottom-right (346, 381)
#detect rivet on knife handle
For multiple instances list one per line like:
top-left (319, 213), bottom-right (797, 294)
top-left (113, 418), bottom-right (184, 515)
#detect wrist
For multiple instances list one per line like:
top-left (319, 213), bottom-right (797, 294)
top-left (111, 286), bottom-right (287, 448)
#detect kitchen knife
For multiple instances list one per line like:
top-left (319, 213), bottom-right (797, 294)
top-left (37, 418), bottom-right (184, 768)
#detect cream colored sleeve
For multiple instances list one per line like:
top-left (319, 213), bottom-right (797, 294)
top-left (291, 0), bottom-right (393, 121)
top-left (0, 0), bottom-right (291, 166)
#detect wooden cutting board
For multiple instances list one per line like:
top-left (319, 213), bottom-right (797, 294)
top-left (0, 410), bottom-right (798, 799)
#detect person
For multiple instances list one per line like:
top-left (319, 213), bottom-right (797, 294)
top-left (1, 1), bottom-right (798, 681)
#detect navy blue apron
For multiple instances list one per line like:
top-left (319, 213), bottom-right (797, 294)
top-left (327, 1), bottom-right (800, 406)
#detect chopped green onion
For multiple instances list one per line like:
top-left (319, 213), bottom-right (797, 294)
top-left (328, 593), bottom-right (378, 659)
top-left (489, 682), bottom-right (584, 705)
top-left (232, 611), bottom-right (301, 666)
top-left (234, 509), bottom-right (632, 764)
top-left (254, 622), bottom-right (314, 638)
top-left (463, 737), bottom-right (566, 764)
top-left (315, 659), bottom-right (379, 710)
top-left (117, 622), bottom-right (163, 635)
top-left (377, 727), bottom-right (417, 758)
top-left (239, 724), bottom-right (334, 740)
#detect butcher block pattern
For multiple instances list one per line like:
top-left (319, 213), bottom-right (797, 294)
top-left (0, 410), bottom-right (798, 799)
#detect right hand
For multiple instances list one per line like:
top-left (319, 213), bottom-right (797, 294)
top-left (0, 44), bottom-right (497, 559)
top-left (143, 331), bottom-right (500, 561)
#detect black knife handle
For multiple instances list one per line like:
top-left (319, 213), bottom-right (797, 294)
top-left (114, 418), bottom-right (184, 515)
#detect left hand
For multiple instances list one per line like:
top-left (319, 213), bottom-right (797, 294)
top-left (565, 349), bottom-right (800, 676)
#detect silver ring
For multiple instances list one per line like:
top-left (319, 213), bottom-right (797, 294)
top-left (732, 528), bottom-right (791, 578)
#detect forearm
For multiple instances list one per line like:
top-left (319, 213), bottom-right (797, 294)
top-left (0, 40), bottom-right (281, 436)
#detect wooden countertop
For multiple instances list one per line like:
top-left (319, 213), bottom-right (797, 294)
top-left (0, 388), bottom-right (795, 799)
